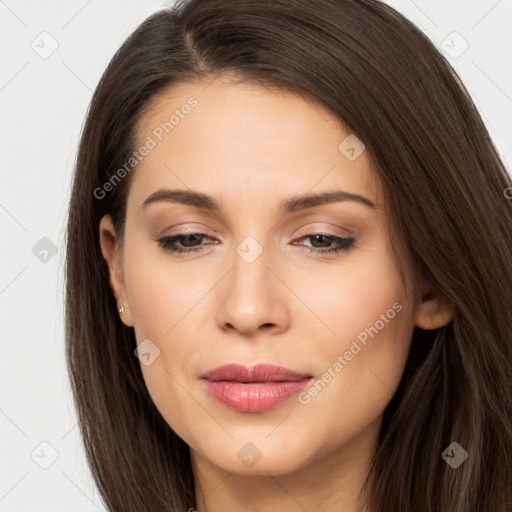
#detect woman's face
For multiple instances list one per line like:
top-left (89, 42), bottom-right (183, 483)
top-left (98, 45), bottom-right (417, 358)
top-left (100, 76), bottom-right (444, 478)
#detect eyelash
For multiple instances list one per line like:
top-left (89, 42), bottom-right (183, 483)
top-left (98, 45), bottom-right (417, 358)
top-left (157, 232), bottom-right (355, 256)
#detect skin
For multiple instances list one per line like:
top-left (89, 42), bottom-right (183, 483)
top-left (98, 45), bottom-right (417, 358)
top-left (99, 75), bottom-right (455, 511)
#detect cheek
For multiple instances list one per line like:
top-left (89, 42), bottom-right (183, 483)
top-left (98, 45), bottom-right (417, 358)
top-left (296, 244), bottom-right (414, 426)
top-left (122, 244), bottom-right (205, 437)
top-left (302, 239), bottom-right (410, 350)
top-left (122, 237), bottom-right (213, 414)
top-left (123, 234), bottom-right (207, 341)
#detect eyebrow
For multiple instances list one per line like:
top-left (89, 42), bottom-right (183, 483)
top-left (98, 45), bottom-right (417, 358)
top-left (140, 188), bottom-right (377, 214)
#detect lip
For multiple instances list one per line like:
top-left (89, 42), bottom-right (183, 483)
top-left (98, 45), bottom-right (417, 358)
top-left (200, 363), bottom-right (313, 412)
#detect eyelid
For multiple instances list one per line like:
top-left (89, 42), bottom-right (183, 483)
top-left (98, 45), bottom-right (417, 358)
top-left (157, 224), bottom-right (219, 238)
top-left (156, 220), bottom-right (354, 241)
top-left (294, 223), bottom-right (354, 238)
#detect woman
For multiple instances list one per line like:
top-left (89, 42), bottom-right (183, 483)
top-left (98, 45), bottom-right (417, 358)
top-left (65, 0), bottom-right (512, 510)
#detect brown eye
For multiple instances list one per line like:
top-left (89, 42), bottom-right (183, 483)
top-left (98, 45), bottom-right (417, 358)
top-left (293, 234), bottom-right (356, 255)
top-left (158, 233), bottom-right (215, 254)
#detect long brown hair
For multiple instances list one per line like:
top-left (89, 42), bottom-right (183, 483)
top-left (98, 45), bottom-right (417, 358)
top-left (64, 0), bottom-right (512, 510)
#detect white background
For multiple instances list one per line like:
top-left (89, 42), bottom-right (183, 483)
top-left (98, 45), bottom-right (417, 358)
top-left (1, 0), bottom-right (511, 510)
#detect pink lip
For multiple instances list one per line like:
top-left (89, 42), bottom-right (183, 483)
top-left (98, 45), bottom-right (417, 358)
top-left (200, 364), bottom-right (313, 412)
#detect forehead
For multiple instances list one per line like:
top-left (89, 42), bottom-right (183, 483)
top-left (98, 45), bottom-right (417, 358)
top-left (129, 77), bottom-right (382, 212)
top-left (135, 77), bottom-right (346, 149)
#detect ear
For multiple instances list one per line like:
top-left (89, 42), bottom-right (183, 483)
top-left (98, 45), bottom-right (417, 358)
top-left (414, 280), bottom-right (455, 329)
top-left (99, 214), bottom-right (134, 327)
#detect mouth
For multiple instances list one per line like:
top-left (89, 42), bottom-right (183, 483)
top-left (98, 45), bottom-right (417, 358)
top-left (200, 363), bottom-right (314, 412)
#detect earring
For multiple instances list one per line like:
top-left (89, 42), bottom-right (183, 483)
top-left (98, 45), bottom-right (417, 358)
top-left (118, 305), bottom-right (125, 315)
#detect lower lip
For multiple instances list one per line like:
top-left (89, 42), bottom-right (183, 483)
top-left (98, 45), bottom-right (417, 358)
top-left (202, 378), bottom-right (313, 412)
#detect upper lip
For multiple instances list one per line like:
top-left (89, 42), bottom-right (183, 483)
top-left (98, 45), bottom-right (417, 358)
top-left (201, 363), bottom-right (312, 382)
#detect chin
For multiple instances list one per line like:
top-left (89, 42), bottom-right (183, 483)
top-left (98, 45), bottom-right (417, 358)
top-left (194, 437), bottom-right (314, 476)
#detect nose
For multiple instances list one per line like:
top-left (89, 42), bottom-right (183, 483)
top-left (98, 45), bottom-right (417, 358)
top-left (215, 241), bottom-right (290, 336)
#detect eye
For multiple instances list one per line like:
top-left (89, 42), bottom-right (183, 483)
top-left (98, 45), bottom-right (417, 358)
top-left (292, 233), bottom-right (356, 255)
top-left (157, 233), bottom-right (215, 255)
top-left (157, 232), bottom-right (356, 256)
